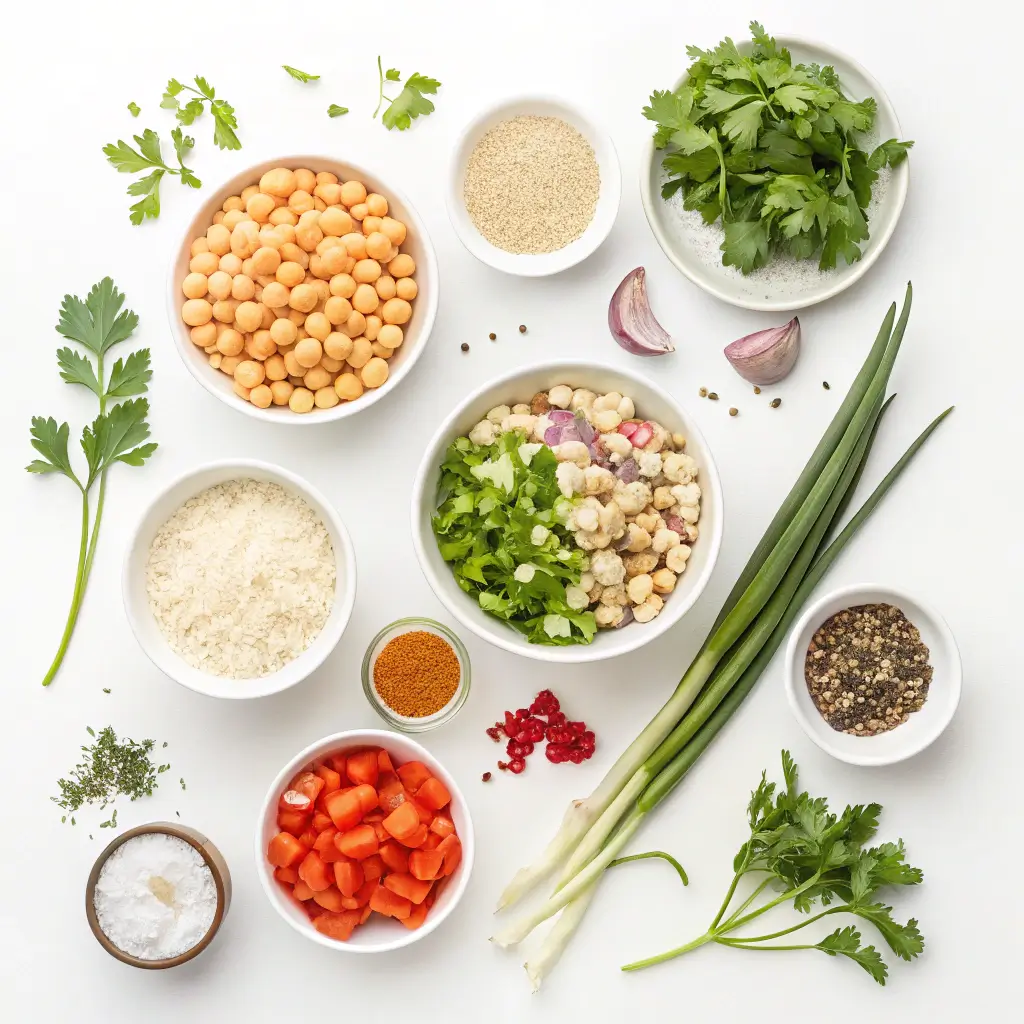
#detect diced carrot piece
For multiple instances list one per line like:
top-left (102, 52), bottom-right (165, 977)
top-left (312, 812), bottom-right (333, 833)
top-left (416, 777), bottom-right (451, 811)
top-left (267, 831), bottom-right (307, 868)
top-left (382, 801), bottom-right (420, 841)
top-left (279, 789), bottom-right (313, 815)
top-left (297, 850), bottom-right (334, 892)
top-left (352, 784), bottom-right (379, 815)
top-left (359, 904), bottom-right (372, 924)
top-left (369, 884), bottom-right (412, 920)
top-left (327, 754), bottom-right (348, 777)
top-left (396, 761), bottom-right (432, 794)
top-left (274, 866), bottom-right (300, 885)
top-left (402, 901), bottom-right (429, 930)
top-left (364, 808), bottom-right (384, 822)
top-left (360, 853), bottom-right (385, 882)
top-left (333, 858), bottom-right (364, 897)
top-left (298, 828), bottom-right (318, 851)
top-left (305, 901), bottom-right (325, 920)
top-left (276, 809), bottom-right (311, 837)
top-left (377, 774), bottom-right (407, 813)
top-left (314, 764), bottom-right (343, 794)
top-left (423, 833), bottom-right (441, 850)
top-left (324, 789), bottom-right (364, 831)
top-left (409, 849), bottom-right (445, 881)
top-left (372, 822), bottom-right (388, 844)
top-left (346, 750), bottom-right (379, 788)
top-left (335, 823), bottom-right (379, 860)
top-left (436, 835), bottom-right (463, 876)
top-left (384, 872), bottom-right (433, 905)
top-left (290, 771), bottom-right (325, 803)
top-left (313, 827), bottom-right (338, 854)
top-left (379, 841), bottom-right (409, 874)
top-left (312, 886), bottom-right (348, 912)
top-left (293, 880), bottom-right (315, 901)
top-left (314, 909), bottom-right (361, 941)
top-left (342, 877), bottom-right (377, 909)
top-left (378, 749), bottom-right (394, 773)
top-left (398, 824), bottom-right (429, 849)
top-left (429, 814), bottom-right (455, 839)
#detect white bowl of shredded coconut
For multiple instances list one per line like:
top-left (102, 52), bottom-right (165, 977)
top-left (124, 460), bottom-right (356, 698)
top-left (447, 96), bottom-right (621, 276)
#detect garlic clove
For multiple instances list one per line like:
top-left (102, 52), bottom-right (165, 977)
top-left (609, 267), bottom-right (675, 357)
top-left (723, 317), bottom-right (800, 385)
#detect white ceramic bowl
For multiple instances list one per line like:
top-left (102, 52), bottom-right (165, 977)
top-left (784, 584), bottom-right (961, 766)
top-left (123, 459), bottom-right (356, 699)
top-left (256, 729), bottom-right (473, 952)
top-left (640, 38), bottom-right (909, 311)
top-left (411, 361), bottom-right (723, 663)
top-left (447, 96), bottom-right (621, 276)
top-left (168, 155), bottom-right (439, 423)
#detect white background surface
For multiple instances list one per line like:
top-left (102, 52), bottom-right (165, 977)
top-left (1, 1), bottom-right (1019, 1020)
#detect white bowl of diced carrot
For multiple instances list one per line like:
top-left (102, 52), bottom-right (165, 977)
top-left (256, 730), bottom-right (473, 951)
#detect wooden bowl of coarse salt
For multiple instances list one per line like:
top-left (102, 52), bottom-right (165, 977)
top-left (446, 96), bottom-right (621, 277)
top-left (86, 822), bottom-right (231, 969)
top-left (122, 458), bottom-right (357, 699)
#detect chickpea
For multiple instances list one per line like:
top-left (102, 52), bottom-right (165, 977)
top-left (246, 192), bottom-right (275, 223)
top-left (268, 206), bottom-right (298, 227)
top-left (216, 327), bottom-right (245, 356)
top-left (340, 255), bottom-right (357, 275)
top-left (396, 277), bottom-right (418, 301)
top-left (289, 387), bottom-right (315, 413)
top-left (283, 350), bottom-right (304, 377)
top-left (269, 317), bottom-right (297, 347)
top-left (243, 258), bottom-right (257, 279)
top-left (276, 261), bottom-right (305, 288)
top-left (288, 308), bottom-right (307, 326)
top-left (340, 180), bottom-right (367, 207)
top-left (652, 568), bottom-right (677, 595)
top-left (373, 275), bottom-right (397, 301)
top-left (288, 375), bottom-right (306, 387)
top-left (231, 274), bottom-right (256, 301)
top-left (334, 373), bottom-right (363, 402)
top-left (260, 351), bottom-right (287, 380)
top-left (220, 355), bottom-right (241, 376)
top-left (190, 251), bottom-right (219, 275)
top-left (364, 193), bottom-right (388, 218)
top-left (296, 224), bottom-right (323, 252)
top-left (182, 272), bottom-right (208, 299)
top-left (361, 215), bottom-right (383, 237)
top-left (222, 209), bottom-right (248, 230)
top-left (360, 356), bottom-right (389, 389)
top-left (239, 185), bottom-right (258, 202)
top-left (206, 223), bottom-right (231, 255)
top-left (319, 246), bottom-right (349, 277)
top-left (324, 332), bottom-right (354, 361)
top-left (247, 329), bottom-right (277, 360)
top-left (381, 298), bottom-right (412, 325)
top-left (205, 344), bottom-right (219, 355)
top-left (251, 247), bottom-right (281, 277)
top-left (388, 253), bottom-right (415, 279)
top-left (248, 383), bottom-right (273, 409)
top-left (352, 259), bottom-right (382, 285)
top-left (314, 386), bottom-right (340, 409)
top-left (316, 171), bottom-right (339, 186)
top-left (310, 279), bottom-right (331, 304)
top-left (329, 273), bottom-right (357, 299)
top-left (294, 337), bottom-right (323, 368)
top-left (260, 303), bottom-right (275, 329)
top-left (218, 253), bottom-right (243, 276)
top-left (270, 379), bottom-right (295, 405)
top-left (349, 202), bottom-right (368, 221)
top-left (363, 314), bottom-right (382, 341)
top-left (231, 221), bottom-right (260, 258)
top-left (347, 336), bottom-right (373, 368)
top-left (182, 298), bottom-right (213, 326)
top-left (303, 311), bottom-right (330, 342)
top-left (208, 352), bottom-right (223, 369)
top-left (320, 354), bottom-right (344, 373)
top-left (364, 231), bottom-right (392, 261)
top-left (317, 234), bottom-right (344, 253)
top-left (314, 182), bottom-right (342, 205)
top-left (380, 217), bottom-right (407, 246)
top-left (262, 282), bottom-right (291, 308)
top-left (233, 359), bottom-right (264, 389)
top-left (288, 189), bottom-right (314, 214)
top-left (190, 236), bottom-right (210, 257)
top-left (321, 296), bottom-right (350, 326)
top-left (377, 324), bottom-right (403, 350)
top-left (212, 298), bottom-right (238, 323)
top-left (234, 301), bottom-right (262, 333)
top-left (352, 283), bottom-right (379, 315)
top-left (191, 322), bottom-right (218, 347)
top-left (205, 270), bottom-right (230, 301)
top-left (303, 365), bottom-right (332, 391)
top-left (212, 210), bottom-right (225, 225)
top-left (233, 381), bottom-right (251, 401)
top-left (344, 310), bottom-right (367, 338)
top-left (340, 232), bottom-right (368, 259)
top-left (297, 208), bottom-right (321, 227)
top-left (286, 283), bottom-right (316, 314)
top-left (260, 168), bottom-right (297, 197)
top-left (370, 341), bottom-right (392, 359)
top-left (279, 242), bottom-right (309, 269)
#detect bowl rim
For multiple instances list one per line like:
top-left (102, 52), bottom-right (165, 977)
top-left (783, 582), bottom-right (962, 766)
top-left (166, 153), bottom-right (439, 424)
top-left (410, 359), bottom-right (724, 663)
top-left (446, 95), bottom-right (622, 277)
top-left (85, 822), bottom-right (230, 969)
top-left (254, 728), bottom-right (474, 952)
top-left (122, 457), bottom-right (357, 698)
top-left (639, 35), bottom-right (909, 312)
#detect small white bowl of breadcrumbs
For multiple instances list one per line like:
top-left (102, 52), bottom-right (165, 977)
top-left (447, 97), bottom-right (621, 276)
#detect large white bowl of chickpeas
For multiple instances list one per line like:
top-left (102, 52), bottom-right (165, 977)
top-left (171, 157), bottom-right (437, 420)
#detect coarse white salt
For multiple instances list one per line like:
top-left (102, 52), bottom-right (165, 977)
top-left (146, 478), bottom-right (336, 679)
top-left (94, 832), bottom-right (217, 960)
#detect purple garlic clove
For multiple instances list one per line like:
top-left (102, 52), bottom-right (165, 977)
top-left (609, 267), bottom-right (675, 357)
top-left (724, 317), bottom-right (800, 385)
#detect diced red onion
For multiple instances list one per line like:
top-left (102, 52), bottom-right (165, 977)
top-left (631, 422), bottom-right (654, 448)
top-left (613, 606), bottom-right (634, 628)
top-left (575, 416), bottom-right (596, 445)
top-left (548, 409), bottom-right (574, 424)
top-left (544, 425), bottom-right (563, 446)
top-left (618, 421), bottom-right (639, 440)
top-left (560, 422), bottom-right (581, 443)
top-left (666, 515), bottom-right (686, 535)
top-left (615, 457), bottom-right (639, 483)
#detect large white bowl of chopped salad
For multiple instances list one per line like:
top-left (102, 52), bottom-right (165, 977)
top-left (411, 362), bottom-right (723, 662)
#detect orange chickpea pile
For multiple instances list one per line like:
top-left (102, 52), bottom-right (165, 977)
top-left (180, 167), bottom-right (418, 414)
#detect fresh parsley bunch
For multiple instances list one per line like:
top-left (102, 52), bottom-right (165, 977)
top-left (623, 751), bottom-right (924, 984)
top-left (161, 75), bottom-right (241, 150)
top-left (644, 22), bottom-right (913, 273)
top-left (103, 127), bottom-right (200, 224)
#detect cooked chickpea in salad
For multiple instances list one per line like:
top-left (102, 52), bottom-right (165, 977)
top-left (431, 385), bottom-right (701, 644)
top-left (180, 167), bottom-right (417, 413)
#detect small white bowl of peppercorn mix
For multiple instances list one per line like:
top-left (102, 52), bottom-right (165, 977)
top-left (784, 584), bottom-right (961, 766)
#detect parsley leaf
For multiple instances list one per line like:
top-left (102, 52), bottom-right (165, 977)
top-left (817, 927), bottom-right (888, 984)
top-left (327, 104), bottom-right (349, 118)
top-left (103, 128), bottom-right (199, 224)
top-left (375, 57), bottom-right (441, 130)
top-left (162, 76), bottom-right (242, 150)
top-left (127, 101), bottom-right (140, 117)
top-left (869, 138), bottom-right (914, 170)
top-left (282, 65), bottom-right (320, 83)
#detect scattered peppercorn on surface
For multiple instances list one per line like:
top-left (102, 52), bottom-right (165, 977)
top-left (432, 385), bottom-right (701, 644)
top-left (180, 166), bottom-right (418, 413)
top-left (266, 747), bottom-right (463, 940)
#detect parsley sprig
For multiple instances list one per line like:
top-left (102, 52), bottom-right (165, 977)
top-left (622, 751), bottom-right (925, 985)
top-left (282, 65), bottom-right (320, 83)
top-left (161, 75), bottom-right (241, 150)
top-left (374, 56), bottom-right (441, 130)
top-left (28, 281), bottom-right (157, 686)
top-left (103, 127), bottom-right (200, 224)
top-left (644, 22), bottom-right (913, 273)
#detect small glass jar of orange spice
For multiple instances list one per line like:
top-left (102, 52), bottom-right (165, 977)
top-left (361, 618), bottom-right (471, 732)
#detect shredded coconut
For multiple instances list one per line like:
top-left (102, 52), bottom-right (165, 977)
top-left (94, 832), bottom-right (217, 960)
top-left (146, 478), bottom-right (336, 679)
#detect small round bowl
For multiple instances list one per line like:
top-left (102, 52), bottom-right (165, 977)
top-left (640, 37), bottom-right (909, 311)
top-left (411, 360), bottom-right (723, 664)
top-left (361, 617), bottom-right (471, 732)
top-left (256, 729), bottom-right (474, 952)
top-left (784, 584), bottom-right (961, 766)
top-left (447, 96), bottom-right (621, 276)
top-left (168, 155), bottom-right (439, 423)
top-left (123, 459), bottom-right (356, 699)
top-left (86, 822), bottom-right (231, 969)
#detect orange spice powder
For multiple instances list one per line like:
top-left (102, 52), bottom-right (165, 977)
top-left (373, 631), bottom-right (460, 718)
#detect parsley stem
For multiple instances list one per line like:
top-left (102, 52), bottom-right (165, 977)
top-left (717, 874), bottom-right (773, 929)
top-left (709, 861), bottom-right (749, 929)
top-left (374, 56), bottom-right (385, 118)
top-left (713, 940), bottom-right (813, 951)
top-left (724, 872), bottom-right (823, 933)
top-left (621, 931), bottom-right (715, 971)
top-left (716, 907), bottom-right (841, 944)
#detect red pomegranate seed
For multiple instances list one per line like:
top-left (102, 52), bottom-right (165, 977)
top-left (497, 761), bottom-right (509, 771)
top-left (508, 758), bottom-right (526, 774)
top-left (507, 740), bottom-right (535, 759)
top-left (547, 711), bottom-right (566, 728)
top-left (504, 711), bottom-right (521, 738)
top-left (568, 748), bottom-right (585, 764)
top-left (485, 727), bottom-right (501, 742)
top-left (516, 708), bottom-right (531, 720)
top-left (568, 721), bottom-right (586, 737)
top-left (482, 771), bottom-right (492, 781)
